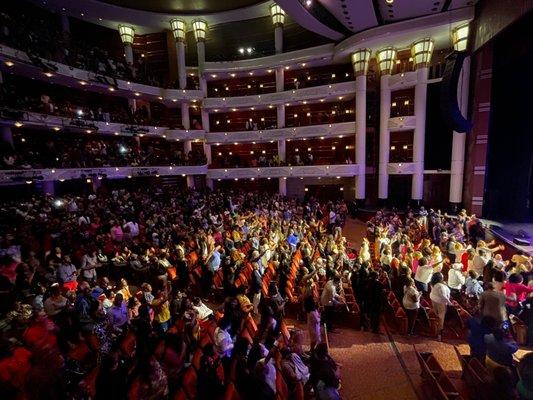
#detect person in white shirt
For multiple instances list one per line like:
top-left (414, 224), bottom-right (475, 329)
top-left (214, 318), bottom-right (234, 360)
top-left (471, 249), bottom-right (490, 277)
top-left (447, 262), bottom-right (466, 300)
top-left (402, 278), bottom-right (421, 335)
top-left (414, 257), bottom-right (433, 293)
top-left (429, 272), bottom-right (452, 340)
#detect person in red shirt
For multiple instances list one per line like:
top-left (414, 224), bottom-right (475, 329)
top-left (503, 273), bottom-right (533, 315)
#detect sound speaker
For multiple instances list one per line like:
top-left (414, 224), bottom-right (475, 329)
top-left (440, 51), bottom-right (472, 133)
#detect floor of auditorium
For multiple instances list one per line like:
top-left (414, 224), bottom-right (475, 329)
top-left (285, 218), bottom-right (529, 400)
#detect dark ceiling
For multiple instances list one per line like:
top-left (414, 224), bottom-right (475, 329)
top-left (98, 0), bottom-right (265, 14)
top-left (184, 15), bottom-right (332, 64)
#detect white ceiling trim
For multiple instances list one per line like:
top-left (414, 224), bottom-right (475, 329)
top-left (275, 0), bottom-right (345, 41)
top-left (334, 6), bottom-right (475, 58)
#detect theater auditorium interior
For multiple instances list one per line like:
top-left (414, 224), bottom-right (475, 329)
top-left (0, 0), bottom-right (532, 399)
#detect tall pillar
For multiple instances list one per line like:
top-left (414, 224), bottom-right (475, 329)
top-left (184, 140), bottom-right (192, 155)
top-left (410, 38), bottom-right (434, 202)
top-left (274, 27), bottom-right (283, 54)
top-left (276, 105), bottom-right (285, 128)
top-left (124, 45), bottom-right (133, 65)
top-left (197, 41), bottom-right (206, 75)
top-left (170, 19), bottom-right (187, 89)
top-left (279, 178), bottom-right (287, 196)
top-left (201, 110), bottom-right (211, 164)
top-left (181, 102), bottom-right (191, 130)
top-left (449, 55), bottom-right (470, 205)
top-left (199, 77), bottom-right (207, 96)
top-left (270, 4), bottom-right (285, 54)
top-left (118, 25), bottom-right (135, 68)
top-left (411, 66), bottom-right (429, 201)
top-left (176, 41), bottom-right (187, 90)
top-left (192, 20), bottom-right (208, 96)
top-left (203, 142), bottom-right (212, 164)
top-left (278, 139), bottom-right (286, 163)
top-left (0, 126), bottom-right (13, 147)
top-left (351, 49), bottom-right (370, 202)
top-left (275, 67), bottom-right (284, 92)
top-left (186, 176), bottom-right (195, 189)
top-left (378, 74), bottom-right (391, 200)
top-left (355, 75), bottom-right (367, 200)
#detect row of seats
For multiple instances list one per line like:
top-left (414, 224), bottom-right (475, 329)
top-left (415, 346), bottom-right (464, 400)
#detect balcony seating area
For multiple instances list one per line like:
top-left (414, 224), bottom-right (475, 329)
top-left (0, 129), bottom-right (206, 169)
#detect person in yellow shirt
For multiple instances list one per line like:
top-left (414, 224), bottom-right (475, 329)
top-left (152, 290), bottom-right (171, 334)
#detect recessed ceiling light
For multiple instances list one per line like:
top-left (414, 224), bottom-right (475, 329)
top-left (230, 73), bottom-right (236, 77)
top-left (134, 92), bottom-right (140, 96)
top-left (239, 48), bottom-right (244, 54)
top-left (211, 74), bottom-right (217, 78)
top-left (386, 0), bottom-right (394, 3)
top-left (267, 69), bottom-right (273, 73)
top-left (108, 87), bottom-right (115, 92)
top-left (98, 17), bottom-right (102, 21)
top-left (5, 61), bottom-right (14, 67)
top-left (44, 72), bottom-right (53, 77)
top-left (79, 80), bottom-right (87, 85)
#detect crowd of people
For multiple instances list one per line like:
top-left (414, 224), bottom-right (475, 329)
top-left (0, 187), bottom-right (349, 399)
top-left (0, 8), bottom-right (162, 88)
top-left (0, 133), bottom-right (207, 170)
top-left (361, 207), bottom-right (533, 399)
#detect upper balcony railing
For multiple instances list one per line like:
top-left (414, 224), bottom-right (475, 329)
top-left (208, 164), bottom-right (361, 180)
top-left (207, 121), bottom-right (355, 144)
top-left (202, 81), bottom-right (356, 110)
top-left (0, 45), bottom-right (203, 104)
top-left (0, 164), bottom-right (208, 184)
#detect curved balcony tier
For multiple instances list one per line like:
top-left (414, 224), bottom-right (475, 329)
top-left (202, 81), bottom-right (356, 110)
top-left (207, 121), bottom-right (355, 144)
top-left (0, 165), bottom-right (208, 184)
top-left (208, 164), bottom-right (360, 180)
top-left (0, 45), bottom-right (203, 105)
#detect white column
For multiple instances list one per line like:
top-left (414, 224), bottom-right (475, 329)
top-left (274, 26), bottom-right (283, 54)
top-left (411, 67), bottom-right (429, 201)
top-left (275, 67), bottom-right (284, 92)
top-left (355, 74), bottom-right (367, 200)
top-left (186, 176), bottom-right (195, 189)
top-left (378, 74), bottom-right (391, 200)
top-left (201, 110), bottom-right (211, 164)
top-left (199, 77), bottom-right (207, 96)
top-left (277, 104), bottom-right (285, 129)
top-left (124, 44), bottom-right (134, 66)
top-left (184, 140), bottom-right (192, 154)
top-left (279, 178), bottom-right (287, 196)
top-left (278, 139), bottom-right (286, 163)
top-left (203, 142), bottom-right (212, 164)
top-left (181, 102), bottom-right (190, 130)
top-left (449, 56), bottom-right (470, 204)
top-left (201, 110), bottom-right (210, 132)
top-left (176, 41), bottom-right (187, 90)
top-left (197, 42), bottom-right (206, 74)
top-left (0, 126), bottom-right (13, 147)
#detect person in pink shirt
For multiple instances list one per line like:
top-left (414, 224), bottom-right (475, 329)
top-left (110, 221), bottom-right (124, 242)
top-left (504, 273), bottom-right (533, 314)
